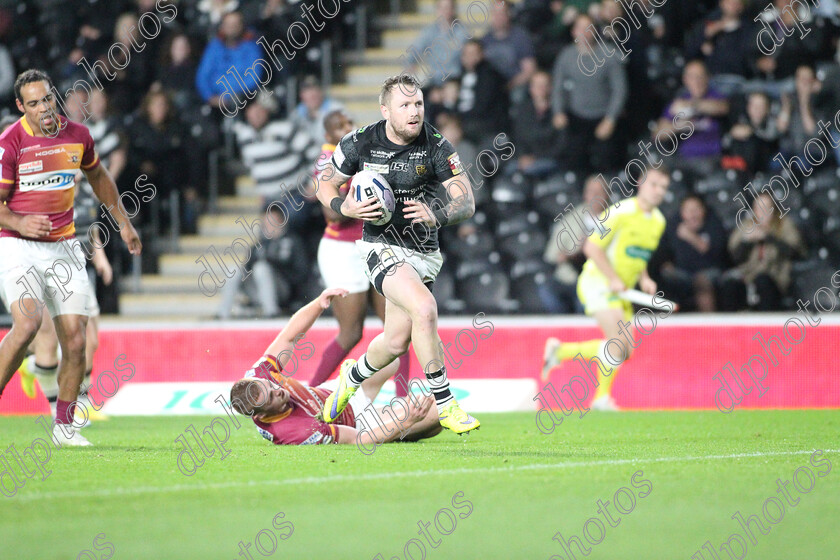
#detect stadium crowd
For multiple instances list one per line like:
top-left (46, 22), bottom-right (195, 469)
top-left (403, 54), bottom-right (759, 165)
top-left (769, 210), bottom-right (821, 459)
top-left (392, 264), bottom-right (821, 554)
top-left (0, 0), bottom-right (838, 317)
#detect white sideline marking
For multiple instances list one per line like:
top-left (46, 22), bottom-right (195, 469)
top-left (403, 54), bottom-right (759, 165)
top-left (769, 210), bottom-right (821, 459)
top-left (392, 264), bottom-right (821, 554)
top-left (13, 449), bottom-right (840, 503)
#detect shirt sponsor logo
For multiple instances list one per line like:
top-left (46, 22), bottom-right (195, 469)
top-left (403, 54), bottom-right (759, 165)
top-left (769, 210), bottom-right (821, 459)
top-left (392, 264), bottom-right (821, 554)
top-left (363, 162), bottom-right (390, 174)
top-left (448, 152), bottom-right (463, 175)
top-left (409, 151), bottom-right (427, 159)
top-left (391, 162), bottom-right (409, 172)
top-left (257, 427), bottom-right (274, 442)
top-left (19, 160), bottom-right (43, 174)
top-left (35, 147), bottom-right (66, 157)
top-left (19, 171), bottom-right (76, 192)
top-left (0, 147), bottom-right (4, 159)
top-left (371, 150), bottom-right (396, 159)
top-left (300, 432), bottom-right (328, 445)
top-left (625, 246), bottom-right (653, 261)
top-left (436, 137), bottom-right (447, 147)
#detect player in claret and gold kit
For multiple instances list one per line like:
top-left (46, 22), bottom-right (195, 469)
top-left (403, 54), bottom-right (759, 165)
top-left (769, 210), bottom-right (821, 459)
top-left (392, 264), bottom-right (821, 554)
top-left (229, 288), bottom-right (442, 447)
top-left (542, 166), bottom-right (670, 411)
top-left (0, 70), bottom-right (142, 446)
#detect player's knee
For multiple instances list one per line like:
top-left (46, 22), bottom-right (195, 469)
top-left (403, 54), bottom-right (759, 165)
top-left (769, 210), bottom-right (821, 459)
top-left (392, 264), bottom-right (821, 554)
top-left (61, 329), bottom-right (87, 358)
top-left (14, 315), bottom-right (42, 342)
top-left (410, 295), bottom-right (438, 326)
top-left (386, 334), bottom-right (411, 357)
top-left (338, 324), bottom-right (363, 349)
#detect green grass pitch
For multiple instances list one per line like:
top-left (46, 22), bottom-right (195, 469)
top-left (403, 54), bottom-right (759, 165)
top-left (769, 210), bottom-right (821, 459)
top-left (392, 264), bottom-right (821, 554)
top-left (2, 410), bottom-right (839, 559)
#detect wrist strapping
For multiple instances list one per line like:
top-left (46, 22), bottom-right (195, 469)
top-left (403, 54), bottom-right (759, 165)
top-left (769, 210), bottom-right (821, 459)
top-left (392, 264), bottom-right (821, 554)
top-left (330, 197), bottom-right (344, 217)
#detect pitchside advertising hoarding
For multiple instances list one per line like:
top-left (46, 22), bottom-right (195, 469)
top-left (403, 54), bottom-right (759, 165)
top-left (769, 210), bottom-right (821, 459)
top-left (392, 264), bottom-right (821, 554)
top-left (1, 316), bottom-right (838, 416)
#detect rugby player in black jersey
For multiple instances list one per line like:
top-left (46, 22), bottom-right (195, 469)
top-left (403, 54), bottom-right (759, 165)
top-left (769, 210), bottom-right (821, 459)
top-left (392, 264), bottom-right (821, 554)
top-left (314, 74), bottom-right (479, 434)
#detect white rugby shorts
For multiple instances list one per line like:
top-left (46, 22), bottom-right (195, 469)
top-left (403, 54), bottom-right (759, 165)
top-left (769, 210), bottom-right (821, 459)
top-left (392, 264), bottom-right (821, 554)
top-left (318, 237), bottom-right (371, 294)
top-left (0, 237), bottom-right (94, 318)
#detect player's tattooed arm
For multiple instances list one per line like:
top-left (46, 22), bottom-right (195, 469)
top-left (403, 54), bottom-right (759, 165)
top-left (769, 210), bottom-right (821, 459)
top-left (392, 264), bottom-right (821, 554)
top-left (436, 175), bottom-right (475, 227)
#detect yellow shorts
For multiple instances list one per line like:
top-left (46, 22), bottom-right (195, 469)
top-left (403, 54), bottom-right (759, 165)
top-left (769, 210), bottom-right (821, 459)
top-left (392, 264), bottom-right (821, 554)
top-left (577, 271), bottom-right (634, 321)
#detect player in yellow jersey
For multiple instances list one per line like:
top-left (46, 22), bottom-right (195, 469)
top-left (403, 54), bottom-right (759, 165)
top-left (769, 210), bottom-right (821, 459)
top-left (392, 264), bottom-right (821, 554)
top-left (541, 165), bottom-right (669, 411)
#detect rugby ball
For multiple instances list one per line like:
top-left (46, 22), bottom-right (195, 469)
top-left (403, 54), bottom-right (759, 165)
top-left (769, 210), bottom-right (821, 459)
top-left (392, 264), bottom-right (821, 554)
top-left (353, 170), bottom-right (396, 226)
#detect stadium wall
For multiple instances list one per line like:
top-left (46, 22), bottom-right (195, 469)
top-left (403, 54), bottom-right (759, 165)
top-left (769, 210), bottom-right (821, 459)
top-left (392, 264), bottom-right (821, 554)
top-left (1, 315), bottom-right (838, 415)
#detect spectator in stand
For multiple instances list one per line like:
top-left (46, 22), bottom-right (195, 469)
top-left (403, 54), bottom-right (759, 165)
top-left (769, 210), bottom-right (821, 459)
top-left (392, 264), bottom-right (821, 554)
top-left (195, 11), bottom-right (266, 115)
top-left (407, 0), bottom-right (470, 86)
top-left (685, 0), bottom-right (754, 78)
top-left (86, 89), bottom-right (129, 189)
top-left (655, 60), bottom-right (729, 176)
top-left (235, 94), bottom-right (316, 202)
top-left (510, 71), bottom-right (562, 178)
top-left (551, 14), bottom-right (627, 173)
top-left (457, 39), bottom-right (510, 145)
top-left (189, 0), bottom-right (241, 40)
top-left (751, 0), bottom-right (823, 82)
top-left (217, 202), bottom-right (310, 319)
top-left (156, 33), bottom-right (201, 112)
top-left (436, 112), bottom-right (478, 182)
top-left (481, 0), bottom-right (537, 94)
top-left (594, 0), bottom-right (656, 138)
top-left (128, 90), bottom-right (192, 230)
top-left (777, 65), bottom-right (832, 170)
top-left (656, 195), bottom-right (728, 312)
top-left (725, 91), bottom-right (780, 173)
top-left (719, 192), bottom-right (806, 311)
top-left (293, 76), bottom-right (344, 150)
top-left (106, 13), bottom-right (156, 115)
top-left (540, 175), bottom-right (611, 314)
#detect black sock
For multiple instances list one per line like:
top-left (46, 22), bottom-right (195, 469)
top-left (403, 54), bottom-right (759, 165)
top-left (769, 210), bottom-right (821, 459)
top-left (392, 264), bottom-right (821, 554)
top-left (425, 367), bottom-right (453, 409)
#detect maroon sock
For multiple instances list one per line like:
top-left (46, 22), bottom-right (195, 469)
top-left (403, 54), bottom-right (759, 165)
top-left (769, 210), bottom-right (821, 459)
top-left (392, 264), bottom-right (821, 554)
top-left (309, 338), bottom-right (350, 386)
top-left (55, 399), bottom-right (76, 425)
top-left (394, 356), bottom-right (409, 398)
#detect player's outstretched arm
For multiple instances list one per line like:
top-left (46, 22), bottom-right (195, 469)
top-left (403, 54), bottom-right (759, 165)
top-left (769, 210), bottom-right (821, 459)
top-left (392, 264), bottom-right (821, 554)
top-left (263, 288), bottom-right (348, 368)
top-left (334, 394), bottom-right (434, 445)
top-left (84, 163), bottom-right (142, 255)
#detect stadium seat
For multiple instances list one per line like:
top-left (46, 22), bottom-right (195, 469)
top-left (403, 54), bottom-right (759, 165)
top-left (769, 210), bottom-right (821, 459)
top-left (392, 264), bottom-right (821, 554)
top-left (445, 230), bottom-right (496, 262)
top-left (533, 189), bottom-right (575, 221)
top-left (499, 230), bottom-right (548, 260)
top-left (495, 210), bottom-right (540, 240)
top-left (704, 190), bottom-right (737, 231)
top-left (695, 169), bottom-right (743, 194)
top-left (793, 207), bottom-right (824, 250)
top-left (460, 272), bottom-right (519, 313)
top-left (803, 167), bottom-right (839, 194)
top-left (432, 268), bottom-right (467, 315)
top-left (791, 260), bottom-right (839, 308)
top-left (805, 187), bottom-right (839, 217)
top-left (454, 252), bottom-right (503, 282)
top-left (511, 273), bottom-right (549, 314)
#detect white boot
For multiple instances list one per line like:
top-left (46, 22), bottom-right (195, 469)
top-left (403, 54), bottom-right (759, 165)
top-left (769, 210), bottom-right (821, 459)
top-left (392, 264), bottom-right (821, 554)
top-left (52, 423), bottom-right (93, 447)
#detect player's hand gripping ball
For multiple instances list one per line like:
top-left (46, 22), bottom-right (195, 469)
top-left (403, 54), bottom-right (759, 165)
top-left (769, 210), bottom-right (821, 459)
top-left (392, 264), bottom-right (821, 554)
top-left (353, 170), bottom-right (396, 226)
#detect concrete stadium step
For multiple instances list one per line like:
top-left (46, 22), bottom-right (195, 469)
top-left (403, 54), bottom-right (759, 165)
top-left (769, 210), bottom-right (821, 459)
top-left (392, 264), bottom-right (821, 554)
top-left (198, 213), bottom-right (262, 237)
top-left (134, 274), bottom-right (199, 294)
top-left (216, 195), bottom-right (262, 215)
top-left (235, 175), bottom-right (257, 198)
top-left (119, 293), bottom-right (220, 317)
top-left (381, 29), bottom-right (420, 50)
top-left (159, 254), bottom-right (206, 276)
top-left (341, 102), bottom-right (383, 126)
top-left (416, 0), bottom-right (493, 17)
top-left (179, 234), bottom-right (246, 254)
top-left (342, 47), bottom-right (408, 66)
top-left (347, 64), bottom-right (405, 86)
